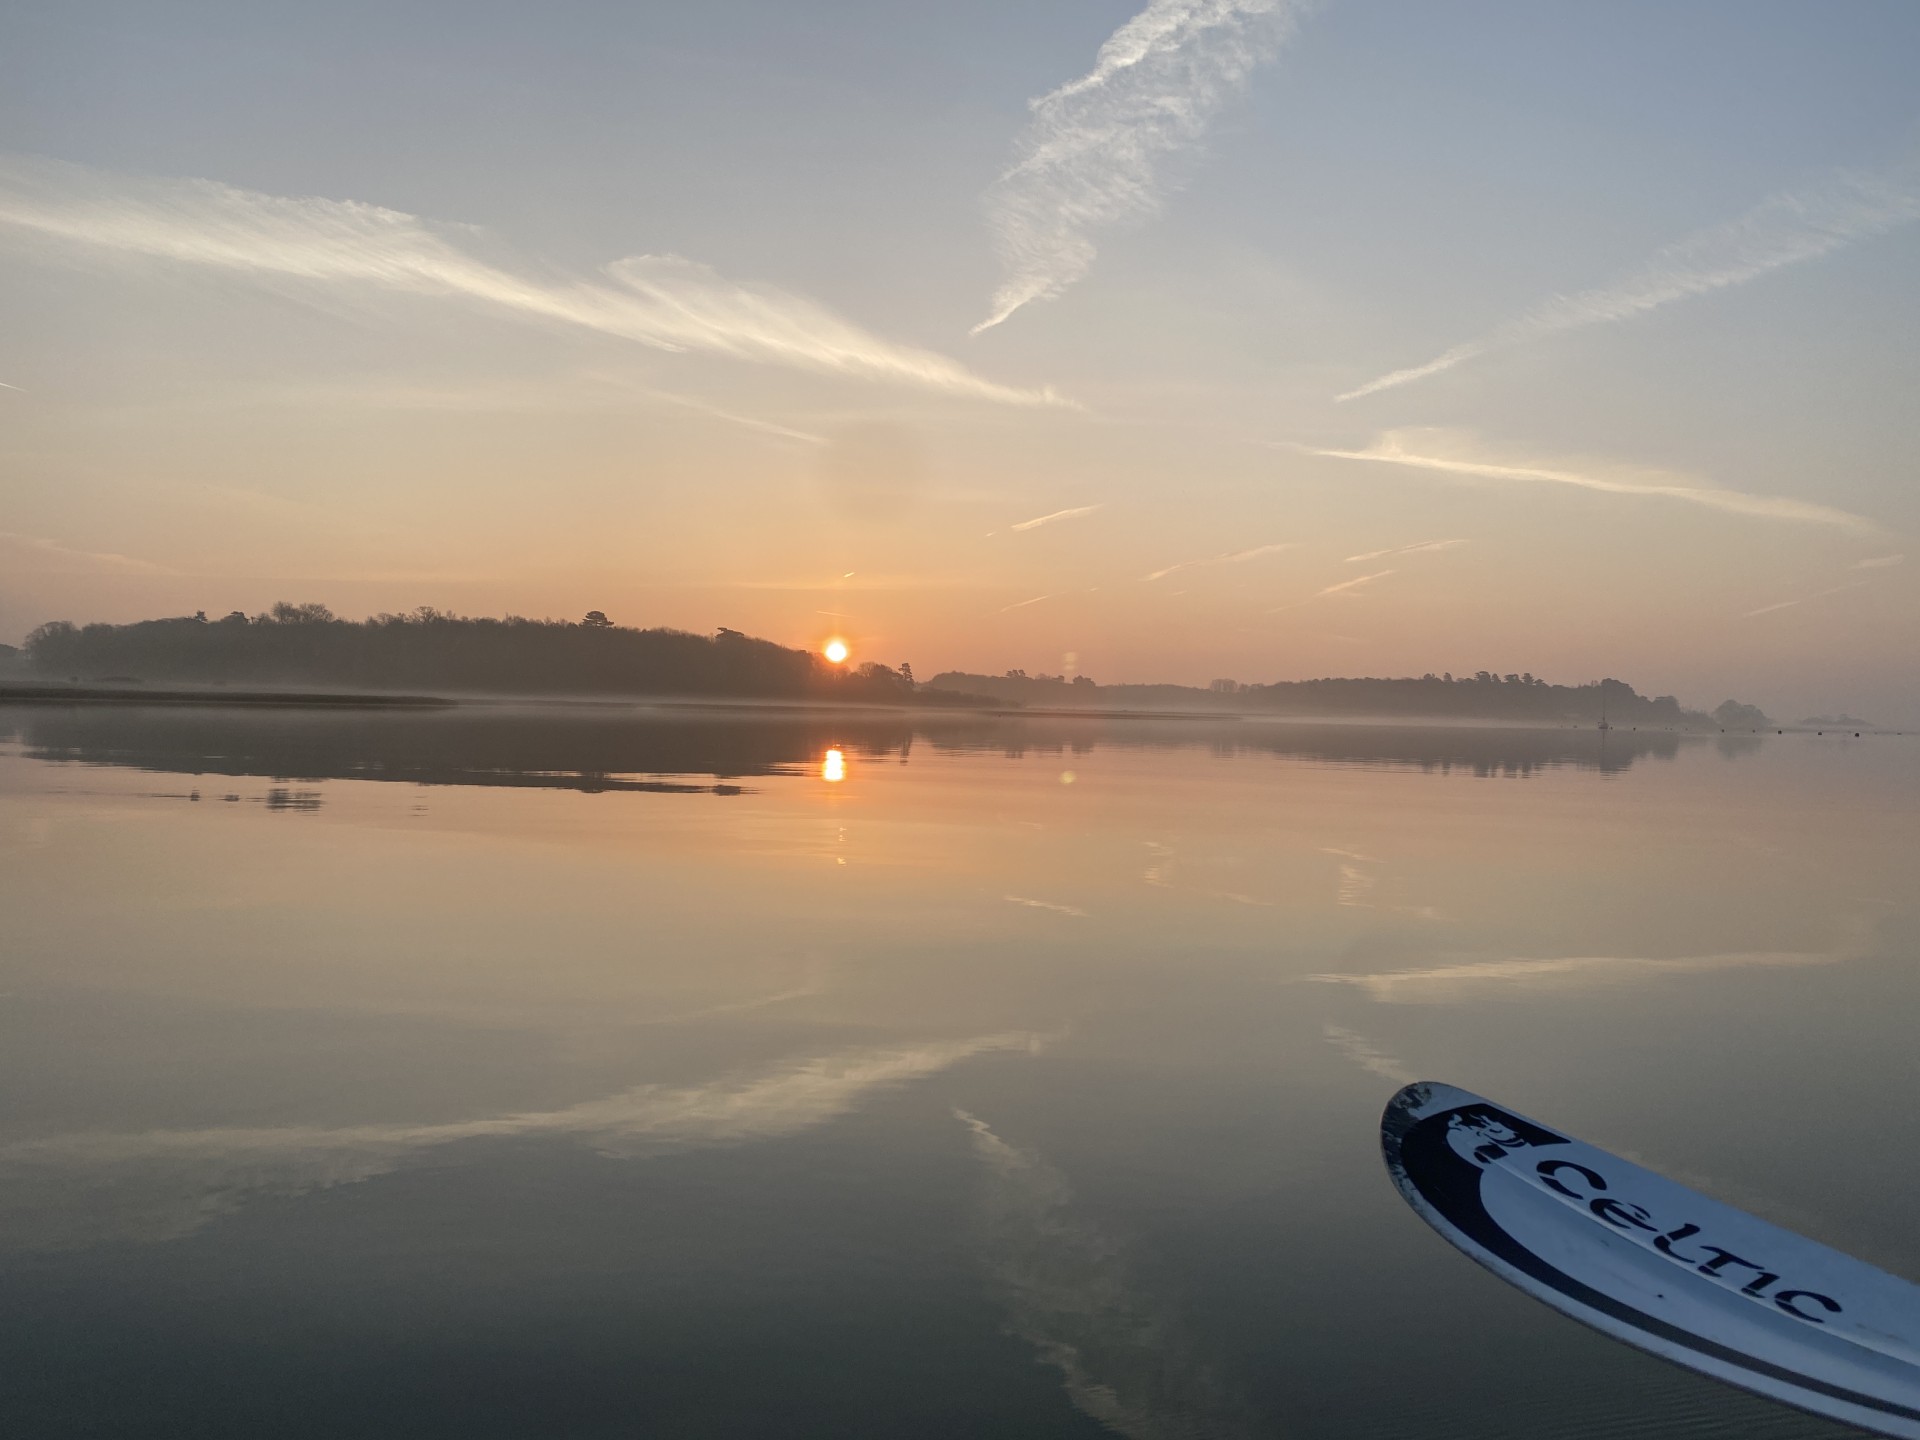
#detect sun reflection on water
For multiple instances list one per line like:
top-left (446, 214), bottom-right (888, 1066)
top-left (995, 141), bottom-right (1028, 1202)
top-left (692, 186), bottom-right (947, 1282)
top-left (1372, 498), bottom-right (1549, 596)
top-left (822, 748), bottom-right (846, 783)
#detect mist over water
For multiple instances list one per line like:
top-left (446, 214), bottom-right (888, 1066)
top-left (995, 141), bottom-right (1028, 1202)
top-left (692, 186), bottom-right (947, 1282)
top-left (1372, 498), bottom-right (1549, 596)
top-left (1, 706), bottom-right (1913, 1437)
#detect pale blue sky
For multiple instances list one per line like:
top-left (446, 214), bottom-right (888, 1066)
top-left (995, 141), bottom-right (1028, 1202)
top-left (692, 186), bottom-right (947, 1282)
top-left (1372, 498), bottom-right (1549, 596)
top-left (2, 1), bottom-right (1916, 719)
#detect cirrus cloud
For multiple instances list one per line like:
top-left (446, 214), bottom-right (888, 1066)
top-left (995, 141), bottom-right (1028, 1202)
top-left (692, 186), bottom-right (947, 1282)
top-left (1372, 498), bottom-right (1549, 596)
top-left (0, 154), bottom-right (1066, 408)
top-left (1305, 429), bottom-right (1880, 532)
top-left (1338, 150), bottom-right (1920, 402)
top-left (974, 0), bottom-right (1311, 333)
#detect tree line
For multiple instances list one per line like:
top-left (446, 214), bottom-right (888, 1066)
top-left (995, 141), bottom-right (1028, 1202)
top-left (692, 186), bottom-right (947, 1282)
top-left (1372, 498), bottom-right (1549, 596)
top-left (17, 604), bottom-right (1770, 724)
top-left (926, 668), bottom-right (1761, 726)
top-left (21, 604), bottom-right (953, 704)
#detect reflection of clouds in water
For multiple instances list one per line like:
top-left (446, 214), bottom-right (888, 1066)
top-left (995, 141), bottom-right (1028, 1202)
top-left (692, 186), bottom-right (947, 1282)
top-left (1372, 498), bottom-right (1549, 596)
top-left (1309, 949), bottom-right (1846, 1004)
top-left (1324, 846), bottom-right (1389, 910)
top-left (0, 1033), bottom-right (1037, 1252)
top-left (956, 1110), bottom-right (1252, 1440)
top-left (1142, 842), bottom-right (1272, 908)
top-left (1143, 841), bottom-right (1174, 890)
top-left (1321, 1024), bottom-right (1414, 1085)
top-left (1006, 895), bottom-right (1090, 918)
top-left (1334, 863), bottom-right (1375, 908)
top-left (647, 977), bottom-right (825, 1025)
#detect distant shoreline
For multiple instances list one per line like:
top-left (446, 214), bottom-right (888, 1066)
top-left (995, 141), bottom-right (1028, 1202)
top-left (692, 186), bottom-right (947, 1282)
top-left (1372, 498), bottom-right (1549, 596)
top-left (0, 682), bottom-right (1243, 722)
top-left (0, 683), bottom-right (454, 709)
top-left (2, 682), bottom-right (1904, 735)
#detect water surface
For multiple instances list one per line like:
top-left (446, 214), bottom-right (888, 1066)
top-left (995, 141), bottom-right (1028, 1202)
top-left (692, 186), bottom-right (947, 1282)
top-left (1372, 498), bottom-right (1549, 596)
top-left (1, 705), bottom-right (1914, 1438)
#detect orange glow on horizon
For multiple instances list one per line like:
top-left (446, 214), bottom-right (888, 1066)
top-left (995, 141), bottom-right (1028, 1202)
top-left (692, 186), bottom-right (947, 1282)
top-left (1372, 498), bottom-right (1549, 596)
top-left (822, 748), bottom-right (846, 783)
top-left (823, 638), bottom-right (850, 664)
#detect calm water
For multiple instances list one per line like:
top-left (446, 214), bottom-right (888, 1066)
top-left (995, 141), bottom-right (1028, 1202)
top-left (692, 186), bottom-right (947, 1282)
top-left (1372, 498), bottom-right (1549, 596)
top-left (1, 704), bottom-right (1915, 1439)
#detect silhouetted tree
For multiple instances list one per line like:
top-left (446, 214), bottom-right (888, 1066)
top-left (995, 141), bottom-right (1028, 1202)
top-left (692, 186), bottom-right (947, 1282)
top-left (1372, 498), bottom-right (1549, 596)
top-left (1713, 699), bottom-right (1770, 728)
top-left (582, 610), bottom-right (613, 628)
top-left (269, 602), bottom-right (335, 624)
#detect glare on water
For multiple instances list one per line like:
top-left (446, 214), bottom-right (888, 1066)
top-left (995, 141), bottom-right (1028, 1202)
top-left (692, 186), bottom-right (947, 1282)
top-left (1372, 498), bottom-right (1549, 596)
top-left (0, 706), bottom-right (1912, 1439)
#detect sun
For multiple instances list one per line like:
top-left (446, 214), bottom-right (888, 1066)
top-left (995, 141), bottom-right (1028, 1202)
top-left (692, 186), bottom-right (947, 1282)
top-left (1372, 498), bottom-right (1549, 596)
top-left (823, 638), bottom-right (850, 664)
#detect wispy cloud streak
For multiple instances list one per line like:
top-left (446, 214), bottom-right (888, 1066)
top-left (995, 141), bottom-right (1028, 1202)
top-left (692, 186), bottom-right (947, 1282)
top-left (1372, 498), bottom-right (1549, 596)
top-left (1313, 568), bottom-right (1394, 598)
top-left (1141, 540), bottom-right (1294, 582)
top-left (1853, 553), bottom-right (1904, 570)
top-left (1011, 504), bottom-right (1103, 532)
top-left (1743, 579), bottom-right (1871, 618)
top-left (0, 154), bottom-right (1063, 407)
top-left (1267, 567), bottom-right (1393, 613)
top-left (218, 370), bottom-right (827, 444)
top-left (999, 594), bottom-right (1057, 614)
top-left (1308, 429), bottom-right (1879, 532)
top-left (1343, 537), bottom-right (1468, 564)
top-left (0, 530), bottom-right (173, 575)
top-left (973, 0), bottom-right (1309, 332)
top-left (1339, 152), bottom-right (1920, 400)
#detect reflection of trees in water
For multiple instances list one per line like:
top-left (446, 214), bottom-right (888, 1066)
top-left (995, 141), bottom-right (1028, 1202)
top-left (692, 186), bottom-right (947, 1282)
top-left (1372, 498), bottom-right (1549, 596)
top-left (10, 706), bottom-right (1696, 794)
top-left (921, 721), bottom-right (1689, 778)
top-left (13, 707), bottom-right (924, 796)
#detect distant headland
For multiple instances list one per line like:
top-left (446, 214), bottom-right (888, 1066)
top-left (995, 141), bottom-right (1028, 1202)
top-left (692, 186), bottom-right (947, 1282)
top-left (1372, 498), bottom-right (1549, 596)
top-left (923, 670), bottom-right (1761, 728)
top-left (5, 604), bottom-right (1778, 727)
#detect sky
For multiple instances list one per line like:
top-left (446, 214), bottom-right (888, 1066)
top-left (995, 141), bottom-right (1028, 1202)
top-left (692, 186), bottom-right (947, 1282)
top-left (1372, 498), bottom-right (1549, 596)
top-left (1, 0), bottom-right (1916, 722)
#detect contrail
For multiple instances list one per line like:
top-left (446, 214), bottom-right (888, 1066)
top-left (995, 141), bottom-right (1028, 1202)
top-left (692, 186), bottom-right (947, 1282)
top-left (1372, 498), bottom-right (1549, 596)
top-left (1313, 569), bottom-right (1394, 598)
top-left (0, 153), bottom-right (1066, 408)
top-left (1010, 504), bottom-right (1103, 532)
top-left (1852, 553), bottom-right (1903, 570)
top-left (1141, 540), bottom-right (1294, 582)
top-left (1743, 579), bottom-right (1871, 618)
top-left (1342, 537), bottom-right (1468, 564)
top-left (999, 593), bottom-right (1057, 613)
top-left (973, 0), bottom-right (1311, 333)
top-left (1306, 429), bottom-right (1880, 532)
top-left (1268, 568), bottom-right (1393, 613)
top-left (1338, 150), bottom-right (1920, 401)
